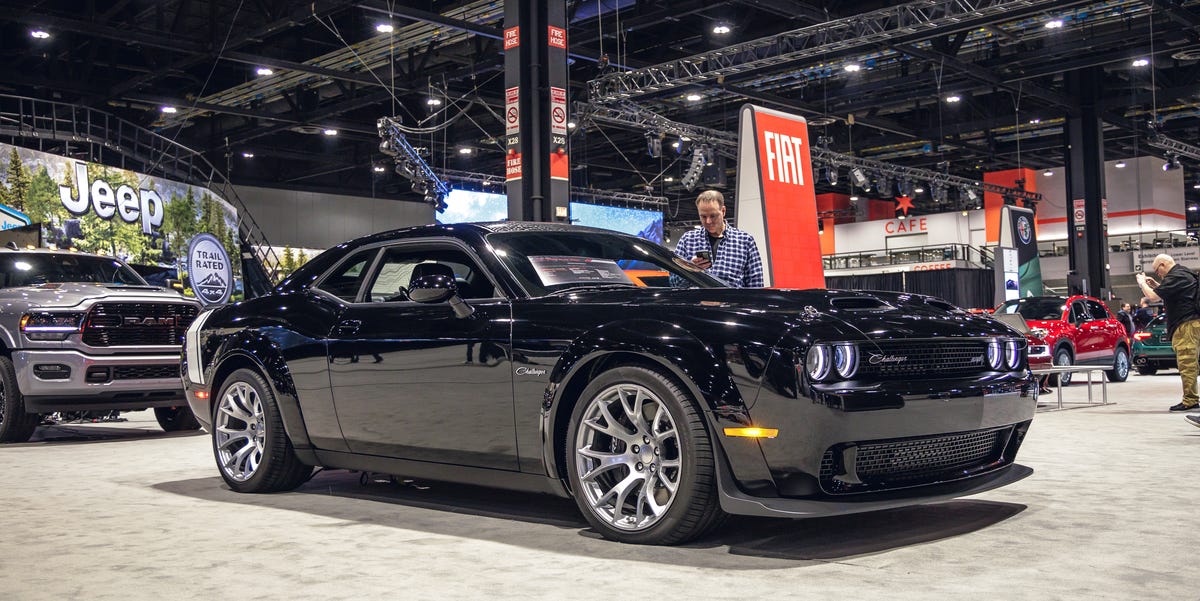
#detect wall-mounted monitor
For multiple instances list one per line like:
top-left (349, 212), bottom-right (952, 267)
top-left (437, 189), bottom-right (508, 224)
top-left (569, 202), bottom-right (664, 244)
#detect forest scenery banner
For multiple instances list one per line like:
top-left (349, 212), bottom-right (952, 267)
top-left (0, 142), bottom-right (238, 272)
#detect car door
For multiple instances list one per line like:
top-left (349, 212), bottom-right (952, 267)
top-left (1070, 299), bottom-right (1103, 363)
top-left (1086, 299), bottom-right (1123, 363)
top-left (325, 240), bottom-right (517, 470)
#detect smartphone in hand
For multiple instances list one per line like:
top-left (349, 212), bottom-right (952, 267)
top-left (695, 250), bottom-right (711, 261)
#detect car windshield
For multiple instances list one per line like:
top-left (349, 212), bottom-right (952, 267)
top-left (0, 252), bottom-right (147, 288)
top-left (996, 297), bottom-right (1066, 321)
top-left (487, 230), bottom-right (725, 297)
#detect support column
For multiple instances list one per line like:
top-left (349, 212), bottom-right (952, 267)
top-left (1063, 67), bottom-right (1109, 297)
top-left (504, 0), bottom-right (570, 222)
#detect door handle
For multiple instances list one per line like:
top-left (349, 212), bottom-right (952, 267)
top-left (332, 320), bottom-right (361, 336)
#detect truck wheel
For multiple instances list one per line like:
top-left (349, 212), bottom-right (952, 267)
top-left (0, 356), bottom-right (39, 443)
top-left (212, 368), bottom-right (311, 493)
top-left (154, 406), bottom-right (201, 432)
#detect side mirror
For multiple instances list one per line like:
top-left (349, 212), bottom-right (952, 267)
top-left (165, 278), bottom-right (184, 292)
top-left (408, 274), bottom-right (474, 318)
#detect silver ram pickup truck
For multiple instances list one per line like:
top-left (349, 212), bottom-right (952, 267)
top-left (0, 248), bottom-right (202, 442)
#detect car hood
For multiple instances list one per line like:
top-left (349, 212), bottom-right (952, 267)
top-left (0, 282), bottom-right (192, 310)
top-left (558, 287), bottom-right (1017, 340)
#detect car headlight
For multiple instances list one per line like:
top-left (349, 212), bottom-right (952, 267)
top-left (1029, 327), bottom-right (1049, 341)
top-left (1004, 339), bottom-right (1022, 370)
top-left (833, 343), bottom-right (858, 378)
top-left (986, 339), bottom-right (1005, 370)
top-left (806, 344), bottom-right (832, 382)
top-left (20, 311), bottom-right (85, 341)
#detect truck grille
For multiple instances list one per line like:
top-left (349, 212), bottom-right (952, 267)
top-left (82, 303), bottom-right (199, 347)
top-left (112, 365), bottom-right (180, 380)
top-left (854, 339), bottom-right (988, 379)
top-left (818, 426), bottom-right (1014, 494)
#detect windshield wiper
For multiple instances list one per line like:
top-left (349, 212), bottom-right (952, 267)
top-left (548, 283), bottom-right (638, 295)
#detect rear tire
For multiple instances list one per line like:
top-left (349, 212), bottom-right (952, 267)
top-left (0, 356), bottom-right (39, 443)
top-left (212, 368), bottom-right (311, 493)
top-left (154, 406), bottom-right (201, 432)
top-left (1050, 348), bottom-right (1073, 386)
top-left (1136, 366), bottom-right (1158, 376)
top-left (1107, 347), bottom-right (1130, 382)
top-left (566, 366), bottom-right (726, 545)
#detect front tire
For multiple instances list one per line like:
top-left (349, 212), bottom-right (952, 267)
top-left (1107, 347), bottom-right (1130, 382)
top-left (212, 368), bottom-right (311, 493)
top-left (154, 406), bottom-right (201, 432)
top-left (566, 366), bottom-right (725, 545)
top-left (1051, 348), bottom-right (1074, 386)
top-left (0, 356), bottom-right (39, 443)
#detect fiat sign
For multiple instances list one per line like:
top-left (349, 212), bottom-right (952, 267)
top-left (187, 233), bottom-right (232, 306)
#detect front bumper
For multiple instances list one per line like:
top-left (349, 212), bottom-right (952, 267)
top-left (15, 349), bottom-right (185, 412)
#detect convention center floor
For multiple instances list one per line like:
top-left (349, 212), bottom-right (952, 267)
top-left (0, 372), bottom-right (1193, 600)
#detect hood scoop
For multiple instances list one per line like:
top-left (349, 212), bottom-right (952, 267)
top-left (830, 296), bottom-right (895, 312)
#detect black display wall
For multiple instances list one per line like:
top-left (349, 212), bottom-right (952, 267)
top-left (826, 268), bottom-right (996, 310)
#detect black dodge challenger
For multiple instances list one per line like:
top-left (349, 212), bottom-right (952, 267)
top-left (183, 222), bottom-right (1036, 545)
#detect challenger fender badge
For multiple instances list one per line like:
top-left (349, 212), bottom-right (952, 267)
top-left (515, 366), bottom-right (547, 376)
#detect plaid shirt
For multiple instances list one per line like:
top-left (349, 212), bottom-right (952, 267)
top-left (674, 224), bottom-right (764, 288)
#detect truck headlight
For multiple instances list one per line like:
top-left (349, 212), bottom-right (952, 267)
top-left (20, 312), bottom-right (85, 341)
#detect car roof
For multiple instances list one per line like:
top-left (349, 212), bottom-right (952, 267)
top-left (0, 247), bottom-right (123, 261)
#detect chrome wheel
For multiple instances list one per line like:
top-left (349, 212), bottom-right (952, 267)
top-left (574, 383), bottom-right (681, 532)
top-left (1054, 349), bottom-right (1073, 386)
top-left (215, 381), bottom-right (266, 482)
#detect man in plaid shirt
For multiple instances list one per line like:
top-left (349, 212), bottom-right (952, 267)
top-left (673, 190), bottom-right (764, 288)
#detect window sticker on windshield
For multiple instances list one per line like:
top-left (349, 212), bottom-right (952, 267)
top-left (528, 256), bottom-right (634, 286)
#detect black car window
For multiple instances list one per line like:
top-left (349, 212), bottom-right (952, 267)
top-left (316, 248), bottom-right (378, 302)
top-left (0, 252), bottom-right (146, 287)
top-left (486, 230), bottom-right (723, 297)
top-left (1070, 301), bottom-right (1089, 324)
top-left (365, 245), bottom-right (496, 303)
top-left (995, 297), bottom-right (1065, 321)
top-left (1085, 300), bottom-right (1110, 321)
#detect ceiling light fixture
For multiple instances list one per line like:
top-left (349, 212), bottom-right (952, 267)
top-left (849, 194), bottom-right (860, 201)
top-left (373, 165), bottom-right (385, 173)
top-left (685, 93), bottom-right (703, 102)
top-left (1132, 58), bottom-right (1150, 67)
top-left (1043, 170), bottom-right (1054, 176)
top-left (664, 176), bottom-right (674, 182)
top-left (256, 67), bottom-right (274, 76)
top-left (567, 121), bottom-right (577, 129)
top-left (322, 128), bottom-right (338, 136)
top-left (30, 30), bottom-right (50, 39)
top-left (1163, 153), bottom-right (1181, 171)
top-left (1115, 161), bottom-right (1127, 169)
top-left (458, 147), bottom-right (473, 155)
top-left (712, 24), bottom-right (731, 35)
top-left (1045, 19), bottom-right (1063, 29)
top-left (242, 152), bottom-right (254, 158)
top-left (376, 23), bottom-right (394, 33)
top-left (160, 106), bottom-right (177, 114)
top-left (1029, 118), bottom-right (1041, 125)
top-left (844, 63), bottom-right (862, 73)
top-left (945, 95), bottom-right (961, 103)
top-left (426, 97), bottom-right (442, 106)
top-left (914, 186), bottom-right (926, 194)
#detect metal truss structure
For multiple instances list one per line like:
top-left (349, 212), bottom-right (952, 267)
top-left (437, 169), bottom-right (668, 208)
top-left (378, 116), bottom-right (451, 212)
top-left (578, 102), bottom-right (1043, 204)
top-left (588, 0), bottom-right (1080, 104)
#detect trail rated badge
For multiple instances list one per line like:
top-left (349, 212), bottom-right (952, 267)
top-left (187, 233), bottom-right (232, 306)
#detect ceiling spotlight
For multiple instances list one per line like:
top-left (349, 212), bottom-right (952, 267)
top-left (1045, 19), bottom-right (1064, 29)
top-left (241, 152), bottom-right (254, 158)
top-left (567, 121), bottom-right (577, 129)
top-left (1163, 153), bottom-right (1182, 171)
top-left (256, 67), bottom-right (274, 76)
top-left (1193, 182), bottom-right (1200, 190)
top-left (664, 176), bottom-right (674, 182)
top-left (850, 167), bottom-right (870, 189)
top-left (426, 98), bottom-right (443, 106)
top-left (1115, 161), bottom-right (1127, 169)
top-left (373, 165), bottom-right (385, 173)
top-left (826, 166), bottom-right (839, 186)
top-left (685, 93), bottom-right (703, 102)
top-left (945, 95), bottom-right (961, 103)
top-left (322, 128), bottom-right (338, 136)
top-left (914, 186), bottom-right (926, 194)
top-left (849, 194), bottom-right (860, 201)
top-left (458, 147), bottom-right (473, 155)
top-left (1029, 118), bottom-right (1041, 125)
top-left (376, 23), bottom-right (395, 33)
top-left (30, 30), bottom-right (50, 39)
top-left (1190, 205), bottom-right (1200, 212)
top-left (712, 24), bottom-right (731, 35)
top-left (160, 106), bottom-right (178, 114)
top-left (1132, 58), bottom-right (1150, 68)
top-left (844, 63), bottom-right (862, 73)
top-left (1043, 170), bottom-right (1054, 177)
top-left (671, 141), bottom-right (681, 149)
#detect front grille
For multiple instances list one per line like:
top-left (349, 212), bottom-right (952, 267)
top-left (112, 365), bottom-right (180, 380)
top-left (82, 303), bottom-right (199, 347)
top-left (818, 426), bottom-right (1012, 494)
top-left (854, 339), bottom-right (988, 379)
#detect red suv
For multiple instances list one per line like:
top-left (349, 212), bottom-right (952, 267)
top-left (994, 295), bottom-right (1131, 384)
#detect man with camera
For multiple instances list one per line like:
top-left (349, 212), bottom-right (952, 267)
top-left (1136, 253), bottom-right (1200, 413)
top-left (673, 190), bottom-right (764, 288)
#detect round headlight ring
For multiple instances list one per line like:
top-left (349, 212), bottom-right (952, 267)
top-left (834, 343), bottom-right (858, 379)
top-left (1004, 339), bottom-right (1022, 370)
top-left (986, 339), bottom-right (1004, 370)
top-left (806, 344), bottom-right (832, 381)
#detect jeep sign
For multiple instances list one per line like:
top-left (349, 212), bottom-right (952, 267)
top-left (58, 162), bottom-right (165, 234)
top-left (187, 233), bottom-right (232, 306)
